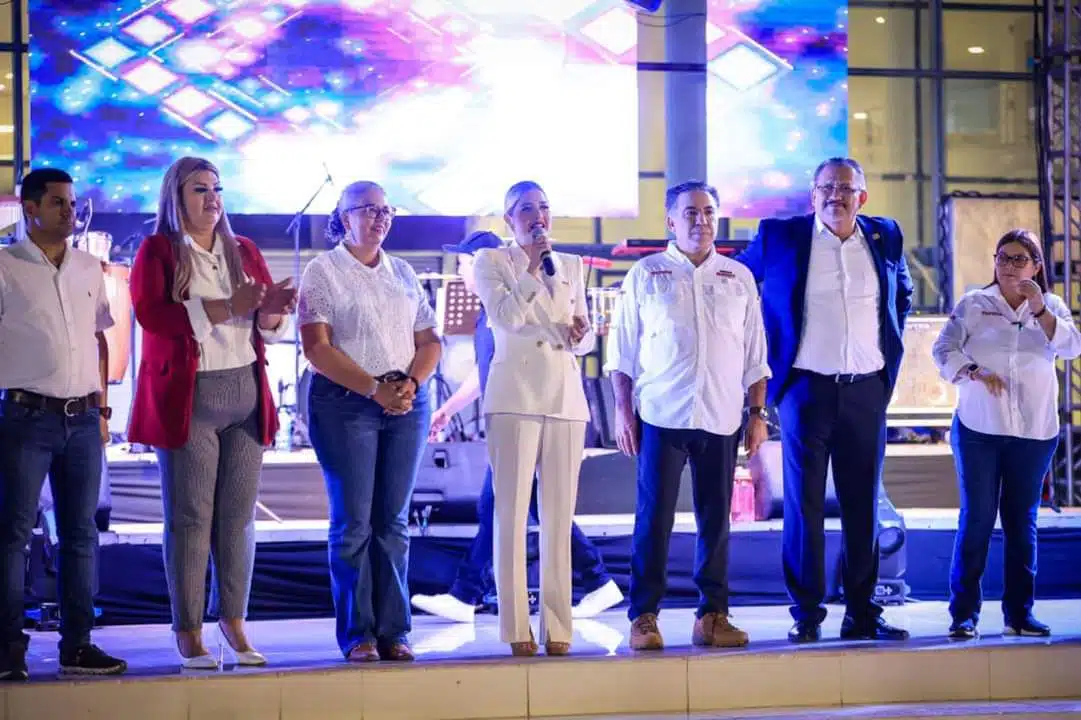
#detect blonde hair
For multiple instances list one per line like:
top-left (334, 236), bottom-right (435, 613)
top-left (155, 156), bottom-right (245, 302)
top-left (503, 180), bottom-right (545, 215)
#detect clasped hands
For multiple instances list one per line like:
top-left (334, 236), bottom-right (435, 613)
top-left (372, 376), bottom-right (417, 416)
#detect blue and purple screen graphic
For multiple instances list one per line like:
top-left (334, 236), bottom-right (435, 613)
top-left (29, 1), bottom-right (640, 216)
top-left (29, 1), bottom-right (846, 219)
top-left (706, 0), bottom-right (848, 217)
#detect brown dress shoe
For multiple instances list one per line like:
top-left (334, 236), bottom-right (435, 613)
top-left (346, 642), bottom-right (380, 662)
top-left (378, 642), bottom-right (415, 662)
top-left (630, 613), bottom-right (664, 651)
top-left (544, 640), bottom-right (571, 656)
top-left (510, 628), bottom-right (538, 657)
top-left (692, 613), bottom-right (749, 648)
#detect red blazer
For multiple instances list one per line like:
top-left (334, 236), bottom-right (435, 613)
top-left (128, 233), bottom-right (279, 450)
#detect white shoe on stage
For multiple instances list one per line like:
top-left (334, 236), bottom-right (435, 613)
top-left (411, 593), bottom-right (477, 623)
top-left (572, 580), bottom-right (624, 619)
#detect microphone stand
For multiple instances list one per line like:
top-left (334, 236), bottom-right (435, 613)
top-left (283, 170), bottom-right (333, 451)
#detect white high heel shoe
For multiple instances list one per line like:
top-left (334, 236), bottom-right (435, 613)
top-left (216, 624), bottom-right (268, 666)
top-left (176, 634), bottom-right (219, 671)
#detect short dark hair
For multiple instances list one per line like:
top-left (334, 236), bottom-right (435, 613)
top-left (665, 180), bottom-right (720, 211)
top-left (812, 157), bottom-right (865, 187)
top-left (20, 168), bottom-right (74, 206)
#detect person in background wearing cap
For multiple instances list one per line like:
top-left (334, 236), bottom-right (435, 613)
top-left (411, 230), bottom-right (623, 625)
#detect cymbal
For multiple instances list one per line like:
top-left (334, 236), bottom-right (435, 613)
top-left (416, 272), bottom-right (462, 281)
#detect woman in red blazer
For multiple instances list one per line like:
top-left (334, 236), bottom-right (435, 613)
top-left (128, 156), bottom-right (296, 669)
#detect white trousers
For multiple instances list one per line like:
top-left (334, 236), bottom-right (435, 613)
top-left (486, 413), bottom-right (586, 644)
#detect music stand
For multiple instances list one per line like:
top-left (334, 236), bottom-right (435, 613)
top-left (282, 169), bottom-right (333, 451)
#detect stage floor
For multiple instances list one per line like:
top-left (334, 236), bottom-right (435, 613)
top-left (101, 507), bottom-right (1081, 545)
top-left (18, 600), bottom-right (1081, 681)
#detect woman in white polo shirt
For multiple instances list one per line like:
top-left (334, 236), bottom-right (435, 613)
top-left (933, 228), bottom-right (1081, 640)
top-left (298, 180), bottom-right (441, 662)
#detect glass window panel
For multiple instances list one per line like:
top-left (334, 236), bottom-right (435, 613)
top-left (945, 79), bottom-right (1036, 179)
top-left (944, 10), bottom-right (1038, 73)
top-left (0, 53), bottom-right (28, 179)
top-left (849, 8), bottom-right (929, 69)
top-left (862, 177), bottom-right (936, 306)
top-left (849, 77), bottom-right (933, 175)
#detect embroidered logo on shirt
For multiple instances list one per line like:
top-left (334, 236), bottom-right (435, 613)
top-left (649, 270), bottom-right (672, 276)
top-left (715, 270), bottom-right (735, 278)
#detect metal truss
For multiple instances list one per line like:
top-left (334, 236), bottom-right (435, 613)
top-left (1037, 0), bottom-right (1081, 506)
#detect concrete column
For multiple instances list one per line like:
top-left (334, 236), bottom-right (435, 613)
top-left (663, 0), bottom-right (708, 190)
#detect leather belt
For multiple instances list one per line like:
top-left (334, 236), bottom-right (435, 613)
top-left (0, 389), bottom-right (100, 416)
top-left (816, 370), bottom-right (880, 385)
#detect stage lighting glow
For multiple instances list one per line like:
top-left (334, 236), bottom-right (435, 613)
top-left (706, 0), bottom-right (848, 218)
top-left (29, 0), bottom-right (640, 217)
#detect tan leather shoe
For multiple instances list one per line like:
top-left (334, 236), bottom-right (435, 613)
top-left (692, 613), bottom-right (749, 648)
top-left (630, 613), bottom-right (664, 651)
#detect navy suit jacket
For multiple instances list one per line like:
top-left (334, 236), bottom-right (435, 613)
top-left (734, 213), bottom-right (914, 406)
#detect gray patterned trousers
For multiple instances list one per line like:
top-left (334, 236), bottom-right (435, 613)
top-left (156, 363), bottom-right (264, 632)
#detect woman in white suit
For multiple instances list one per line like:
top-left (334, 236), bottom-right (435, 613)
top-left (472, 181), bottom-right (595, 656)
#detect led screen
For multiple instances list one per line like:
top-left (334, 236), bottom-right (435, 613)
top-left (29, 1), bottom-right (640, 216)
top-left (706, 0), bottom-right (848, 217)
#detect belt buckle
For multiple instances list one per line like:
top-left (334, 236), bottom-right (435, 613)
top-left (63, 398), bottom-right (80, 417)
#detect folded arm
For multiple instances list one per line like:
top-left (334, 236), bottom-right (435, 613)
top-left (472, 249), bottom-right (544, 333)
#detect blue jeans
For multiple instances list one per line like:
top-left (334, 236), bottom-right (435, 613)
top-left (308, 374), bottom-right (430, 655)
top-left (0, 400), bottom-right (101, 651)
top-left (949, 417), bottom-right (1057, 626)
top-left (449, 466), bottom-right (611, 605)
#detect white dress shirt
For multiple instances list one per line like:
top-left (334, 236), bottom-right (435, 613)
top-left (604, 243), bottom-right (771, 436)
top-left (472, 243), bottom-right (594, 422)
top-left (298, 244), bottom-right (437, 376)
top-left (181, 235), bottom-right (288, 372)
top-left (0, 238), bottom-right (114, 398)
top-left (932, 285), bottom-right (1081, 440)
top-left (793, 217), bottom-right (884, 375)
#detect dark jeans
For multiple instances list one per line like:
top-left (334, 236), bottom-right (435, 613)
top-left (948, 417), bottom-right (1057, 626)
top-left (449, 466), bottom-right (611, 605)
top-left (629, 421), bottom-right (739, 620)
top-left (0, 400), bottom-right (101, 651)
top-left (308, 374), bottom-right (430, 655)
top-left (777, 370), bottom-right (887, 625)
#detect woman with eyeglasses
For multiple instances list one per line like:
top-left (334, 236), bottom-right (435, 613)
top-left (932, 228), bottom-right (1081, 640)
top-left (298, 181), bottom-right (441, 662)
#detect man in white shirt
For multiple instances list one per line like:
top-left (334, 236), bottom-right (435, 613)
top-left (736, 158), bottom-right (913, 643)
top-left (606, 180), bottom-right (771, 650)
top-left (0, 169), bottom-right (126, 680)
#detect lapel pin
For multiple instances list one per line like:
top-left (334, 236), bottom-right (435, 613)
top-left (872, 233), bottom-right (881, 240)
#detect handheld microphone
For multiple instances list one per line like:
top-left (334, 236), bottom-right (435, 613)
top-left (531, 226), bottom-right (556, 277)
top-left (322, 161), bottom-right (335, 186)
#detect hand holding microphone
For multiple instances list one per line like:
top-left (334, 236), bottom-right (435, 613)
top-left (527, 226), bottom-right (557, 277)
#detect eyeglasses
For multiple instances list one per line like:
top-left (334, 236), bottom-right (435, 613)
top-left (344, 204), bottom-right (396, 219)
top-left (994, 252), bottom-right (1034, 268)
top-left (814, 183), bottom-right (863, 195)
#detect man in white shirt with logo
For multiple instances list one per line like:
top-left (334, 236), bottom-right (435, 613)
top-left (0, 169), bottom-right (126, 680)
top-left (606, 180), bottom-right (770, 650)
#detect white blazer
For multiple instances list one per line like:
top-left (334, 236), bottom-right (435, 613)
top-left (473, 243), bottom-right (595, 422)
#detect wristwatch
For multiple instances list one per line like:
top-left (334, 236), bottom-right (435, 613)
top-left (746, 406), bottom-right (768, 421)
top-left (99, 406), bottom-right (113, 420)
top-left (963, 363), bottom-right (980, 379)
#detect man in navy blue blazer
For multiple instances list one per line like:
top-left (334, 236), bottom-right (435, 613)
top-left (735, 158), bottom-right (914, 643)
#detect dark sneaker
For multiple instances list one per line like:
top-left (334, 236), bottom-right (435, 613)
top-left (59, 644), bottom-right (127, 676)
top-left (1004, 616), bottom-right (1051, 637)
top-left (0, 637), bottom-right (29, 682)
top-left (948, 619), bottom-right (979, 640)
